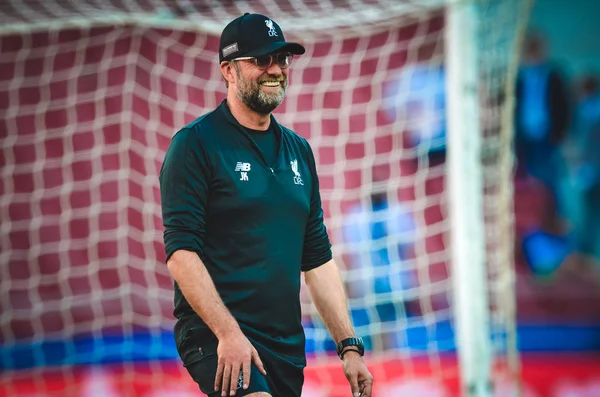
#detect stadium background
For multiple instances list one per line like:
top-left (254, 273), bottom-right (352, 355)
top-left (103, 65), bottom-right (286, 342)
top-left (1, 0), bottom-right (599, 396)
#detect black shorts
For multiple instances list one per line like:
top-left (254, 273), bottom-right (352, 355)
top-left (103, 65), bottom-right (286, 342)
top-left (176, 328), bottom-right (304, 397)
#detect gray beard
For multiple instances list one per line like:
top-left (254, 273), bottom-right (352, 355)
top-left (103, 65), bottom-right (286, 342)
top-left (237, 79), bottom-right (287, 115)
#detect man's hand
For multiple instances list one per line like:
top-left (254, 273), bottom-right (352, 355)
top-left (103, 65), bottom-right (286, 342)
top-left (214, 330), bottom-right (266, 397)
top-left (342, 350), bottom-right (373, 397)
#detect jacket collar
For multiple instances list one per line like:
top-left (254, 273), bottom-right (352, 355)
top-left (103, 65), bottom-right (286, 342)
top-left (218, 99), bottom-right (282, 134)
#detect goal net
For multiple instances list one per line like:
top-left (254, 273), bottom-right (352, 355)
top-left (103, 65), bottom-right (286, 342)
top-left (0, 1), bottom-right (529, 396)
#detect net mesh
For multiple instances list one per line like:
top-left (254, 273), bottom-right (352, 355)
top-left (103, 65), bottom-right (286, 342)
top-left (0, 0), bottom-right (529, 396)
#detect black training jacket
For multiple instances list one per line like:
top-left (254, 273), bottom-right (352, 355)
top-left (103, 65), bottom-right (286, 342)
top-left (159, 100), bottom-right (332, 364)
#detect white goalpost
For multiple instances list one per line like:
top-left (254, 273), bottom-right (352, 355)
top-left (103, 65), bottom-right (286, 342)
top-left (0, 1), bottom-right (530, 396)
top-left (447, 1), bottom-right (531, 395)
top-left (446, 2), bottom-right (492, 395)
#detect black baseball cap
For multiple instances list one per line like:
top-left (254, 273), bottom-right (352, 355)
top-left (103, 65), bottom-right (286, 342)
top-left (219, 13), bottom-right (305, 63)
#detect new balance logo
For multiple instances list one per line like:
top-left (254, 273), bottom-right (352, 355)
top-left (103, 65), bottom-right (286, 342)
top-left (235, 162), bottom-right (251, 172)
top-left (235, 162), bottom-right (251, 181)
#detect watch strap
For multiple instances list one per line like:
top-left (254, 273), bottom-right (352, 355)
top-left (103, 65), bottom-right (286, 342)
top-left (336, 337), bottom-right (365, 359)
top-left (339, 347), bottom-right (361, 360)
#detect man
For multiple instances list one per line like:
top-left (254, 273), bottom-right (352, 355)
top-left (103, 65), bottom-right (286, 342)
top-left (572, 74), bottom-right (600, 262)
top-left (515, 31), bottom-right (570, 213)
top-left (159, 13), bottom-right (373, 397)
top-left (514, 31), bottom-right (571, 276)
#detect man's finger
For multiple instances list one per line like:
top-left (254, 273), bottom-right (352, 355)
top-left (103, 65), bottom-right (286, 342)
top-left (221, 364), bottom-right (231, 397)
top-left (242, 359), bottom-right (251, 389)
top-left (360, 374), bottom-right (374, 397)
top-left (229, 363), bottom-right (241, 396)
top-left (347, 371), bottom-right (360, 397)
top-left (214, 359), bottom-right (224, 392)
top-left (251, 347), bottom-right (267, 375)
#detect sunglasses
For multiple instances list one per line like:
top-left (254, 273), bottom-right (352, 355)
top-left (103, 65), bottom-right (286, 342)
top-left (231, 52), bottom-right (294, 70)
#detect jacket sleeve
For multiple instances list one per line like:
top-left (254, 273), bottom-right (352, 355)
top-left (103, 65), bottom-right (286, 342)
top-left (159, 127), bottom-right (211, 262)
top-left (301, 140), bottom-right (333, 272)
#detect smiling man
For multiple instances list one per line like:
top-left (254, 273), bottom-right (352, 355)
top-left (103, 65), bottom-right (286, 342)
top-left (159, 13), bottom-right (373, 397)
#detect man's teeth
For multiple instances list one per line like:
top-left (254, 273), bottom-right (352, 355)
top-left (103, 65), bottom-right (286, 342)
top-left (261, 81), bottom-right (280, 86)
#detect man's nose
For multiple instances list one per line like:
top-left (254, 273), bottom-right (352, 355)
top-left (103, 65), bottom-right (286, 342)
top-left (265, 60), bottom-right (283, 75)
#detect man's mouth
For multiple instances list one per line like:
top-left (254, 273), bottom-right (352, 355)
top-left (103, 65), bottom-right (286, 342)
top-left (260, 81), bottom-right (281, 87)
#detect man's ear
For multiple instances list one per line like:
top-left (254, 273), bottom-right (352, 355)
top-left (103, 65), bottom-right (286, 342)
top-left (220, 61), bottom-right (236, 86)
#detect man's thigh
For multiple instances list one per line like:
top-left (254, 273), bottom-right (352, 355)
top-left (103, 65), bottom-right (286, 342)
top-left (260, 357), bottom-right (304, 397)
top-left (185, 359), bottom-right (271, 397)
top-left (176, 328), bottom-right (302, 397)
top-left (181, 342), bottom-right (271, 397)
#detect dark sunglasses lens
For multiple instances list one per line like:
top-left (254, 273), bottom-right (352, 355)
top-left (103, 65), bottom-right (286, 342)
top-left (254, 55), bottom-right (272, 68)
top-left (277, 53), bottom-right (293, 68)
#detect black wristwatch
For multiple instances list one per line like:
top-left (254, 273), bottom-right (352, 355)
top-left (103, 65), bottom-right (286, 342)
top-left (336, 337), bottom-right (365, 359)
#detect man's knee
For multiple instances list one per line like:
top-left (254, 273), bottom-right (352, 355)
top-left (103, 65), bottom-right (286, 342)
top-left (245, 393), bottom-right (271, 397)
